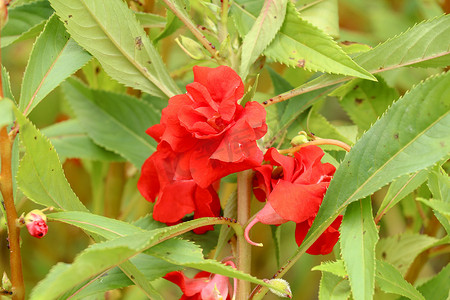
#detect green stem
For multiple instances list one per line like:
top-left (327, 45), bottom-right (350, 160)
top-left (104, 162), bottom-right (125, 218)
top-left (219, 0), bottom-right (229, 43)
top-left (236, 170), bottom-right (253, 299)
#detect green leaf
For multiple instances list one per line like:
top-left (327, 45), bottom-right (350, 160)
top-left (62, 78), bottom-right (159, 168)
top-left (30, 218), bottom-right (279, 300)
top-left (376, 170), bottom-right (428, 220)
top-left (376, 233), bottom-right (439, 275)
top-left (2, 66), bottom-right (15, 102)
top-left (340, 197), bottom-right (378, 300)
top-left (82, 59), bottom-right (126, 93)
top-left (312, 260), bottom-right (347, 278)
top-left (334, 75), bottom-right (399, 132)
top-left (414, 264), bottom-right (450, 300)
top-left (289, 14), bottom-right (450, 99)
top-left (19, 14), bottom-right (92, 115)
top-left (153, 10), bottom-right (182, 43)
top-left (375, 260), bottom-right (425, 300)
top-left (305, 71), bottom-right (450, 250)
top-left (41, 119), bottom-right (124, 161)
top-left (234, 1), bottom-right (373, 80)
top-left (239, 0), bottom-right (287, 79)
top-left (0, 100), bottom-right (13, 129)
top-left (418, 198), bottom-right (450, 218)
top-left (1, 1), bottom-right (54, 48)
top-left (265, 3), bottom-right (373, 79)
top-left (318, 272), bottom-right (351, 300)
top-left (427, 168), bottom-right (450, 234)
top-left (134, 12), bottom-right (166, 28)
top-left (49, 0), bottom-right (180, 98)
top-left (297, 0), bottom-right (339, 38)
top-left (48, 211), bottom-right (144, 239)
top-left (13, 107), bottom-right (88, 212)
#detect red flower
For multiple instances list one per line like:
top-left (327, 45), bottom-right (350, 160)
top-left (24, 210), bottom-right (48, 239)
top-left (164, 262), bottom-right (235, 300)
top-left (138, 66), bottom-right (267, 231)
top-left (245, 146), bottom-right (342, 255)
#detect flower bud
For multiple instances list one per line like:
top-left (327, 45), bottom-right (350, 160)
top-left (290, 131), bottom-right (309, 146)
top-left (24, 210), bottom-right (48, 238)
top-left (2, 272), bottom-right (11, 292)
top-left (264, 278), bottom-right (292, 298)
top-left (175, 35), bottom-right (206, 60)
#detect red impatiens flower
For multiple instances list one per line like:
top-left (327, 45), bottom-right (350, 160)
top-left (245, 146), bottom-right (342, 255)
top-left (138, 66), bottom-right (267, 232)
top-left (164, 262), bottom-right (236, 300)
top-left (24, 210), bottom-right (48, 239)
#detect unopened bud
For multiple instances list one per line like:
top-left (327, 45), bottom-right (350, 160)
top-left (175, 36), bottom-right (206, 60)
top-left (24, 209), bottom-right (48, 238)
top-left (264, 278), bottom-right (292, 298)
top-left (290, 132), bottom-right (309, 146)
top-left (2, 272), bottom-right (11, 292)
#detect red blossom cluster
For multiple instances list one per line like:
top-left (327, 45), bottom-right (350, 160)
top-left (138, 66), bottom-right (267, 233)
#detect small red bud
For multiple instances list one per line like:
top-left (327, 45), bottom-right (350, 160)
top-left (24, 210), bottom-right (48, 239)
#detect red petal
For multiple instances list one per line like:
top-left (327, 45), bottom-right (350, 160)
top-left (268, 181), bottom-right (328, 223)
top-left (186, 82), bottom-right (219, 111)
top-left (253, 164), bottom-right (274, 202)
top-left (153, 181), bottom-right (196, 223)
top-left (137, 155), bottom-right (160, 202)
top-left (192, 185), bottom-right (221, 234)
top-left (164, 271), bottom-right (207, 297)
top-left (264, 148), bottom-right (296, 182)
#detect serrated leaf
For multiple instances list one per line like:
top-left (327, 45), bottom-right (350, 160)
top-left (312, 260), bottom-right (347, 278)
top-left (1, 1), bottom-right (54, 48)
top-left (298, 0), bottom-right (339, 38)
top-left (305, 72), bottom-right (450, 251)
top-left (13, 107), bottom-right (88, 211)
top-left (48, 211), bottom-right (144, 239)
top-left (318, 272), bottom-right (351, 300)
top-left (413, 264), bottom-right (450, 300)
top-left (340, 197), bottom-right (378, 300)
top-left (49, 0), bottom-right (180, 97)
top-left (376, 233), bottom-right (440, 275)
top-left (41, 119), bottom-right (124, 161)
top-left (134, 12), bottom-right (166, 28)
top-left (234, 1), bottom-right (373, 80)
top-left (418, 198), bottom-right (450, 218)
top-left (427, 168), bottom-right (450, 234)
top-left (62, 78), bottom-right (159, 168)
top-left (375, 260), bottom-right (425, 300)
top-left (153, 10), bottom-right (182, 43)
top-left (289, 14), bottom-right (450, 99)
top-left (30, 218), bottom-right (280, 300)
top-left (19, 14), bottom-right (92, 115)
top-left (376, 170), bottom-right (428, 220)
top-left (239, 0), bottom-right (287, 79)
top-left (2, 66), bottom-right (15, 102)
top-left (336, 75), bottom-right (399, 132)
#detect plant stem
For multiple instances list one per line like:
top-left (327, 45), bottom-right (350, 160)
top-left (236, 170), bottom-right (253, 299)
top-left (219, 0), bottom-right (229, 43)
top-left (279, 138), bottom-right (352, 154)
top-left (161, 0), bottom-right (225, 64)
top-left (0, 127), bottom-right (24, 300)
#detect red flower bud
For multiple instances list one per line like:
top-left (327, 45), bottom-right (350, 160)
top-left (24, 210), bottom-right (48, 239)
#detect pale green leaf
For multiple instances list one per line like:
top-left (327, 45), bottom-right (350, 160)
top-left (340, 197), bottom-right (378, 300)
top-left (134, 12), bottom-right (166, 28)
top-left (2, 66), bottom-right (15, 102)
top-left (427, 168), bottom-right (450, 234)
top-left (413, 264), bottom-right (450, 300)
top-left (41, 119), bottom-right (124, 161)
top-left (376, 233), bottom-right (439, 275)
top-left (62, 78), bottom-right (159, 168)
top-left (298, 0), bottom-right (339, 38)
top-left (153, 10), bottom-right (182, 43)
top-left (335, 75), bottom-right (399, 132)
top-left (312, 260), bottom-right (347, 278)
top-left (30, 218), bottom-right (280, 300)
top-left (418, 198), bottom-right (450, 218)
top-left (305, 72), bottom-right (450, 250)
top-left (375, 260), bottom-right (425, 300)
top-left (118, 261), bottom-right (164, 300)
top-left (1, 1), bottom-right (53, 48)
top-left (82, 59), bottom-right (126, 93)
top-left (288, 14), bottom-right (450, 100)
top-left (19, 14), bottom-right (92, 115)
top-left (13, 107), bottom-right (88, 211)
top-left (49, 0), bottom-right (180, 97)
top-left (0, 100), bottom-right (13, 129)
top-left (376, 170), bottom-right (428, 220)
top-left (240, 0), bottom-right (287, 79)
top-left (318, 272), bottom-right (351, 300)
